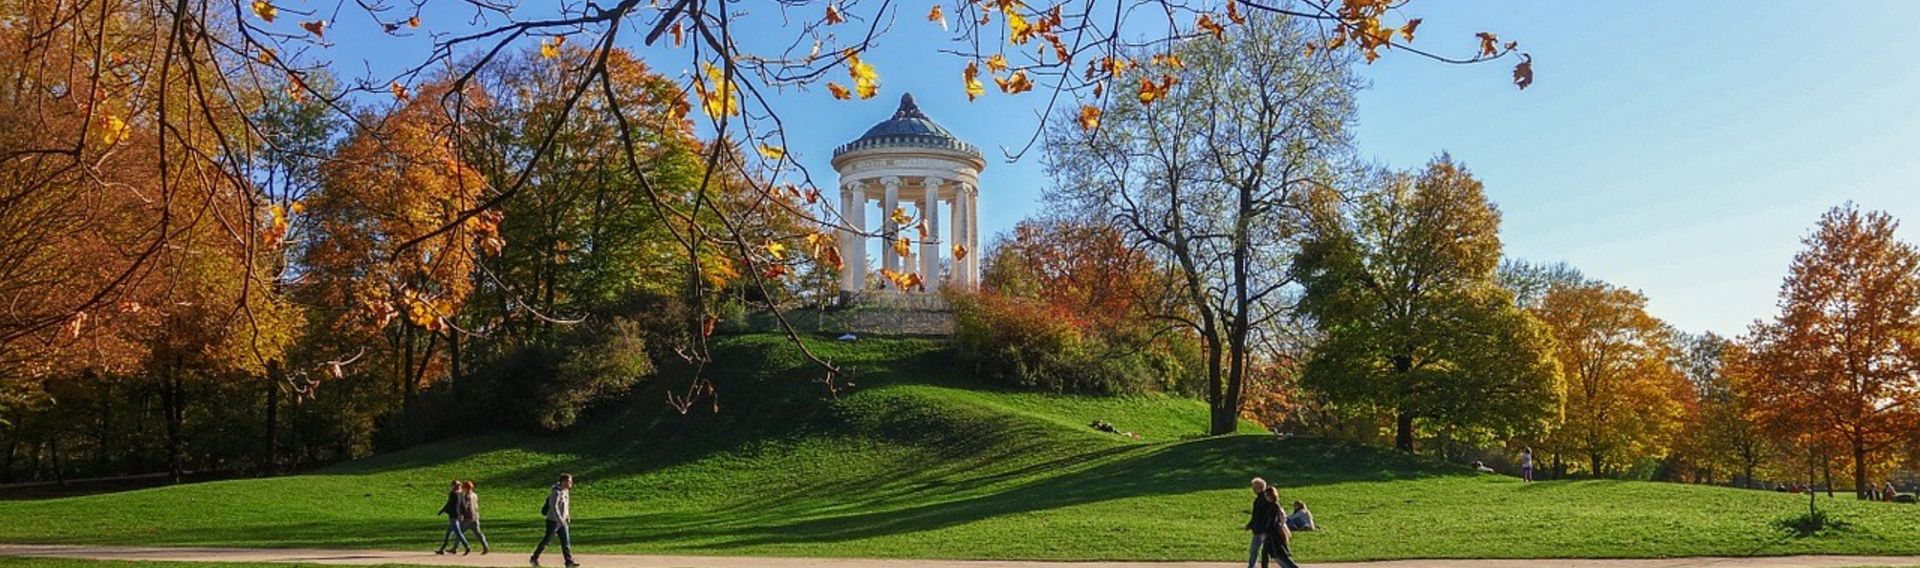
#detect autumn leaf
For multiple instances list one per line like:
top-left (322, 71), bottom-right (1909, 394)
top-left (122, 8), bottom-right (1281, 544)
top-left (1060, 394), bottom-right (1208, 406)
top-left (257, 48), bottom-right (276, 64)
top-left (1475, 32), bottom-right (1499, 58)
top-left (1226, 0), bottom-right (1246, 24)
top-left (766, 241), bottom-right (788, 260)
top-left (1076, 105), bottom-right (1101, 131)
top-left (408, 15), bottom-right (421, 28)
top-left (828, 82), bottom-right (852, 100)
top-left (99, 114), bottom-right (128, 145)
top-left (251, 0), bottom-right (276, 22)
top-left (963, 61), bottom-right (986, 101)
top-left (928, 5), bottom-right (948, 30)
top-left (390, 81), bottom-right (410, 101)
top-left (1512, 53), bottom-right (1533, 90)
top-left (1195, 14), bottom-right (1225, 40)
top-left (696, 62), bottom-right (742, 117)
top-left (670, 22), bottom-right (685, 47)
top-left (995, 69), bottom-right (1032, 94)
top-left (890, 207), bottom-right (913, 226)
top-left (893, 237), bottom-right (912, 258)
top-left (1400, 18), bottom-right (1422, 42)
top-left (541, 36), bottom-right (566, 59)
top-left (1137, 75), bottom-right (1175, 105)
top-left (1007, 10), bottom-right (1031, 43)
top-left (300, 20), bottom-right (325, 38)
top-left (986, 53), bottom-right (1009, 72)
top-left (825, 4), bottom-right (847, 25)
top-left (823, 243), bottom-right (845, 270)
top-left (952, 243), bottom-right (969, 261)
top-left (757, 144), bottom-right (786, 160)
top-left (847, 51), bottom-right (880, 99)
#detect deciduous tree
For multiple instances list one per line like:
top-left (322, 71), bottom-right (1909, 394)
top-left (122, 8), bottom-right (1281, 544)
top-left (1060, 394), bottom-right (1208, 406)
top-left (1534, 281), bottom-right (1693, 477)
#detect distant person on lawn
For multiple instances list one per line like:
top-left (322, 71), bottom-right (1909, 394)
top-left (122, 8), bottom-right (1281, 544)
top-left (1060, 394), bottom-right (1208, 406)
top-left (531, 473), bottom-right (577, 568)
top-left (436, 480), bottom-right (471, 555)
top-left (1259, 487), bottom-right (1302, 568)
top-left (1521, 447), bottom-right (1534, 482)
top-left (1245, 477), bottom-right (1274, 568)
top-left (1285, 500), bottom-right (1316, 532)
top-left (460, 480), bottom-right (490, 554)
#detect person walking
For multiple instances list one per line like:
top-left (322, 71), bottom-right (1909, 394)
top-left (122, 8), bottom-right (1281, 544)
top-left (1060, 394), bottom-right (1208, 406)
top-left (531, 473), bottom-right (576, 568)
top-left (460, 480), bottom-right (490, 554)
top-left (435, 480), bottom-right (471, 555)
top-left (1244, 478), bottom-right (1275, 568)
top-left (1260, 487), bottom-right (1302, 568)
top-left (1521, 447), bottom-right (1535, 483)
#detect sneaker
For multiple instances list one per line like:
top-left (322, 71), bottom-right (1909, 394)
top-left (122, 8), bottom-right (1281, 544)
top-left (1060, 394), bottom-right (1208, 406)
top-left (529, 557), bottom-right (540, 567)
top-left (435, 550), bottom-right (445, 556)
top-left (565, 562), bottom-right (580, 568)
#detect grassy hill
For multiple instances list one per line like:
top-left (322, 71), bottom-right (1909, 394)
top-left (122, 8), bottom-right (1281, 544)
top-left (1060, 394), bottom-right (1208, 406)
top-left (3, 334), bottom-right (1919, 562)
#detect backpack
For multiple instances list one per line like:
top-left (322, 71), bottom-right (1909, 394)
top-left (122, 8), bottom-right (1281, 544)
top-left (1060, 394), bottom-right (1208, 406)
top-left (540, 491), bottom-right (555, 517)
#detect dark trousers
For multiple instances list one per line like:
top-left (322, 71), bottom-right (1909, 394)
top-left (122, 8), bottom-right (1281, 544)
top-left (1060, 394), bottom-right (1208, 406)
top-left (533, 519), bottom-right (572, 564)
top-left (1261, 532), bottom-right (1302, 568)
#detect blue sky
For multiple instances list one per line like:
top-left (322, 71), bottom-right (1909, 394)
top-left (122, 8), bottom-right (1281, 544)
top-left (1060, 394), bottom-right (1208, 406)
top-left (311, 1), bottom-right (1920, 336)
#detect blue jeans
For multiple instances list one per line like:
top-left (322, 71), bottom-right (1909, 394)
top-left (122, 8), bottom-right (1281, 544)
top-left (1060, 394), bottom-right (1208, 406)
top-left (1246, 532), bottom-right (1265, 568)
top-left (438, 517), bottom-right (469, 552)
top-left (533, 520), bottom-right (572, 564)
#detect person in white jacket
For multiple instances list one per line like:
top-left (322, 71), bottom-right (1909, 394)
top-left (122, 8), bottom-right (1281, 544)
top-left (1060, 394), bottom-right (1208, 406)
top-left (531, 474), bottom-right (576, 567)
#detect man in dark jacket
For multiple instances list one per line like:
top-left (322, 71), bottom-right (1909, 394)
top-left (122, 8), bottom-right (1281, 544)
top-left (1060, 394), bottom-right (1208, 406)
top-left (435, 481), bottom-right (470, 555)
top-left (1244, 477), bottom-right (1275, 568)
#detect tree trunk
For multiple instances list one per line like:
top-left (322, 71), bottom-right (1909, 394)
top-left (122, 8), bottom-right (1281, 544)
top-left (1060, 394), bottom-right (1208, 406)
top-left (1852, 442), bottom-right (1868, 500)
top-left (164, 362), bottom-right (186, 484)
top-left (96, 373), bottom-right (112, 474)
top-left (50, 433), bottom-right (64, 486)
top-left (1590, 452), bottom-right (1604, 479)
top-left (265, 359), bottom-right (282, 476)
top-left (1823, 455), bottom-right (1834, 498)
top-left (2, 428), bottom-right (17, 483)
top-left (1394, 411), bottom-right (1416, 453)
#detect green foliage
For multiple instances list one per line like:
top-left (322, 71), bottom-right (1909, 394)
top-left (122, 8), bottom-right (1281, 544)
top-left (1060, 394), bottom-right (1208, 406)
top-left (951, 293), bottom-right (1199, 396)
top-left (10, 336), bottom-right (1920, 562)
top-left (1294, 157), bottom-right (1561, 451)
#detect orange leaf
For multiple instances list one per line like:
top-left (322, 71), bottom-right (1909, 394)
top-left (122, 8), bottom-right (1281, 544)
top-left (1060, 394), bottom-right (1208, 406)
top-left (825, 4), bottom-right (847, 25)
top-left (1400, 18), bottom-right (1422, 42)
top-left (1475, 32), bottom-right (1499, 58)
top-left (1077, 105), bottom-right (1100, 131)
top-left (300, 20), bottom-right (325, 38)
top-left (389, 81), bottom-right (409, 101)
top-left (828, 82), bottom-right (852, 100)
top-left (986, 53), bottom-right (1009, 72)
top-left (671, 22), bottom-right (685, 47)
top-left (1196, 14), bottom-right (1225, 40)
top-left (408, 15), bottom-right (421, 28)
top-left (994, 69), bottom-right (1032, 94)
top-left (928, 5), bottom-right (948, 30)
top-left (1226, 0), bottom-right (1245, 24)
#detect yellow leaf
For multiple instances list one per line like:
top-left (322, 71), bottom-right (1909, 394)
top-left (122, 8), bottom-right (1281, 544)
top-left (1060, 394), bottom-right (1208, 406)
top-left (986, 53), bottom-right (1009, 72)
top-left (827, 82), bottom-right (852, 100)
top-left (963, 61), bottom-right (986, 101)
top-left (541, 36), bottom-right (566, 59)
top-left (758, 144), bottom-right (786, 160)
top-left (251, 0), bottom-right (276, 22)
top-left (696, 63), bottom-right (742, 118)
top-left (766, 242), bottom-right (788, 260)
top-left (1400, 18), bottom-right (1421, 42)
top-left (1077, 105), bottom-right (1100, 131)
top-left (893, 237), bottom-right (912, 258)
top-left (257, 48), bottom-right (276, 64)
top-left (847, 52), bottom-right (880, 99)
top-left (928, 5), bottom-right (948, 30)
top-left (890, 207), bottom-right (913, 226)
top-left (100, 115), bottom-right (127, 145)
top-left (951, 243), bottom-right (969, 261)
top-left (1007, 10), bottom-right (1031, 43)
top-left (825, 4), bottom-right (847, 25)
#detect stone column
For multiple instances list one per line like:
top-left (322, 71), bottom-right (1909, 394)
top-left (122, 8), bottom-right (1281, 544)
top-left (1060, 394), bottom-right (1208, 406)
top-left (950, 182), bottom-right (968, 288)
top-left (880, 176), bottom-right (901, 284)
top-left (921, 177), bottom-right (942, 292)
top-left (844, 181), bottom-right (867, 293)
top-left (965, 183), bottom-right (980, 288)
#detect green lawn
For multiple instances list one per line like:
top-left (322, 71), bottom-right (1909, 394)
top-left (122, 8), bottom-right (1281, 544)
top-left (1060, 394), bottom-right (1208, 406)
top-left (3, 334), bottom-right (1919, 562)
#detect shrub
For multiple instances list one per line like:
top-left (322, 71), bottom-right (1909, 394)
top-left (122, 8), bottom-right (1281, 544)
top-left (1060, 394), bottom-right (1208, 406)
top-left (952, 292), bottom-right (1193, 395)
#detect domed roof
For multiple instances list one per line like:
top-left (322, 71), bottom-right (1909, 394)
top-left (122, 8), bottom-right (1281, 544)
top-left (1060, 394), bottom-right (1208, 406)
top-left (833, 93), bottom-right (982, 159)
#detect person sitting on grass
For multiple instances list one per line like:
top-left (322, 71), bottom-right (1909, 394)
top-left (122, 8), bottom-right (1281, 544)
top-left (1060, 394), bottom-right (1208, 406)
top-left (460, 480), bottom-right (490, 555)
top-left (1285, 500), bottom-right (1316, 532)
top-left (435, 480), bottom-right (470, 555)
top-left (1260, 487), bottom-right (1302, 568)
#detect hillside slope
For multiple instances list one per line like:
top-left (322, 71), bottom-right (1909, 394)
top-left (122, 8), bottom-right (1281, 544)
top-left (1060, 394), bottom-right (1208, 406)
top-left (2, 335), bottom-right (1918, 562)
